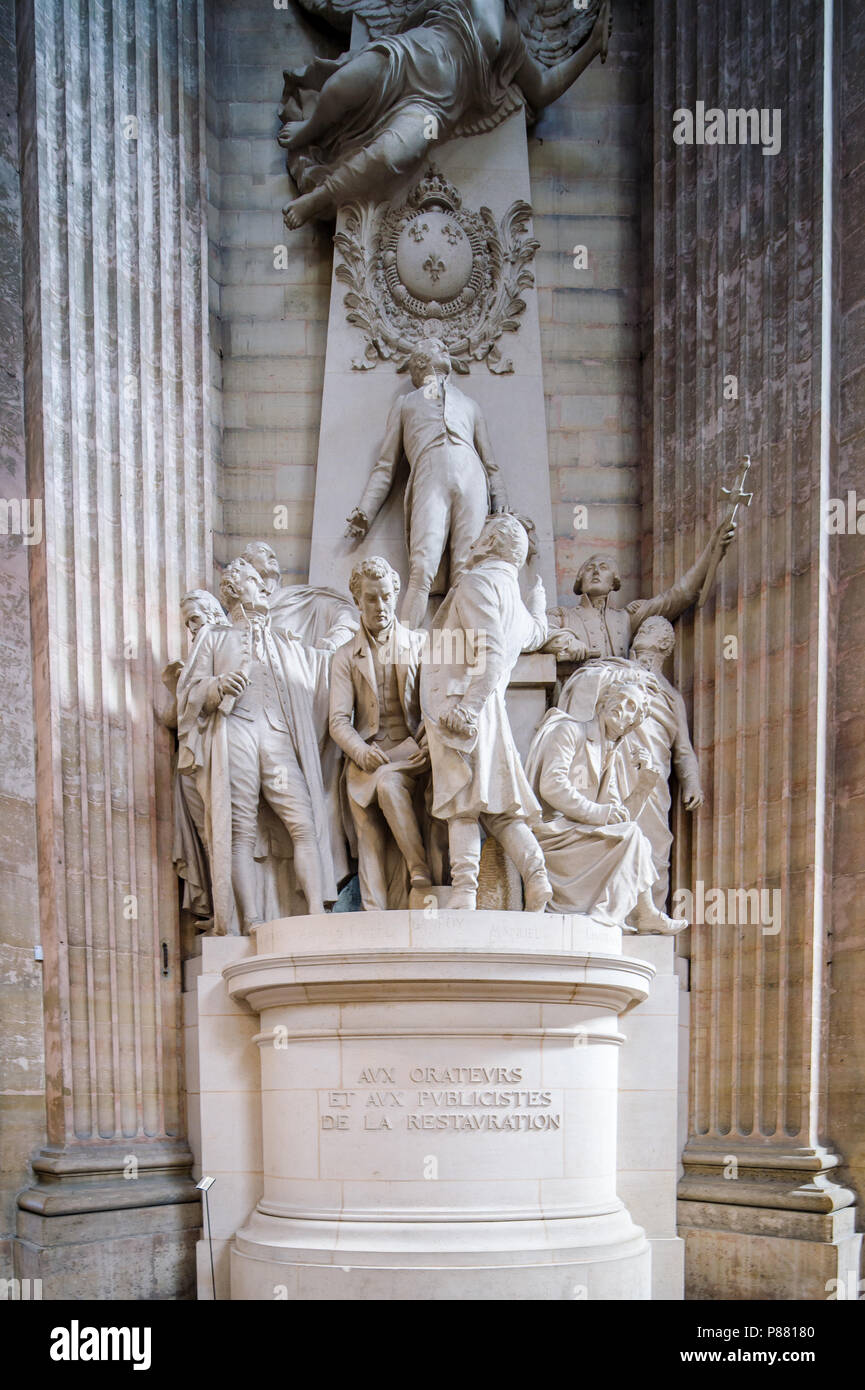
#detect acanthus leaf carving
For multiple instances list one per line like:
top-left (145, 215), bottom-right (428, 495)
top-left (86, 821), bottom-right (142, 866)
top-left (333, 167), bottom-right (539, 376)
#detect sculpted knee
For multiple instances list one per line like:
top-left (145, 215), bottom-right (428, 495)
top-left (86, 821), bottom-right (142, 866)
top-left (376, 771), bottom-right (404, 807)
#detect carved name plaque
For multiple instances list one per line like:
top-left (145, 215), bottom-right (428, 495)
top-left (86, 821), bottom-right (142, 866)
top-left (320, 1064), bottom-right (562, 1132)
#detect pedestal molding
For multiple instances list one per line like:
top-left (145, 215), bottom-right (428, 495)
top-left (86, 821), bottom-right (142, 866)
top-left (251, 1028), bottom-right (627, 1047)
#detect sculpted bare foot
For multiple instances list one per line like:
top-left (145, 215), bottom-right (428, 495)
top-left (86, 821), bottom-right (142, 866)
top-left (283, 189), bottom-right (330, 229)
top-left (277, 121), bottom-right (305, 151)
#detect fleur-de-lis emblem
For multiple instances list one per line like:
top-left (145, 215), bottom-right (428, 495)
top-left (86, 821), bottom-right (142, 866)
top-left (408, 220), bottom-right (429, 243)
top-left (423, 253), bottom-right (446, 282)
top-left (441, 222), bottom-right (462, 246)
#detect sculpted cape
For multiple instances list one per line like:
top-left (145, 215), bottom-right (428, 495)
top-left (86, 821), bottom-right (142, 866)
top-left (176, 619), bottom-right (348, 934)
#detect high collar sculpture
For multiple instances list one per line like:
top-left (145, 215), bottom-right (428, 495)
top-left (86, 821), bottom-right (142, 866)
top-left (278, 0), bottom-right (611, 228)
top-left (242, 539), bottom-right (358, 651)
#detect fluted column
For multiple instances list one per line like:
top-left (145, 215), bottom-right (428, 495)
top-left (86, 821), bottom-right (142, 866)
top-left (649, 0), bottom-right (861, 1297)
top-left (15, 0), bottom-right (213, 1296)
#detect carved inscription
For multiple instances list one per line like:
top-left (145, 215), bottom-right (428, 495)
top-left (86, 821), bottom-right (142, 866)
top-left (320, 1065), bottom-right (562, 1132)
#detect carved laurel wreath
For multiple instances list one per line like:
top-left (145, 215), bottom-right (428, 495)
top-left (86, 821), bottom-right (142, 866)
top-left (334, 166), bottom-right (540, 375)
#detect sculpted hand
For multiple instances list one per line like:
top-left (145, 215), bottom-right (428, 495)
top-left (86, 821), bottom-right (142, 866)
top-left (714, 516), bottom-right (737, 555)
top-left (683, 786), bottom-right (704, 811)
top-left (527, 572), bottom-right (546, 604)
top-left (218, 669), bottom-right (249, 699)
top-left (359, 744), bottom-right (389, 773)
top-left (441, 702), bottom-right (476, 737)
top-left (404, 746), bottom-right (430, 774)
top-left (546, 632), bottom-right (590, 663)
top-left (345, 508), bottom-right (370, 541)
top-left (161, 659), bottom-right (183, 695)
top-left (606, 804), bottom-right (630, 825)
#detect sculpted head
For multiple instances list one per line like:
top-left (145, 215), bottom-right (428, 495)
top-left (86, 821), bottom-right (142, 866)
top-left (180, 589), bottom-right (225, 638)
top-left (468, 514), bottom-right (529, 571)
top-left (242, 540), bottom-right (281, 594)
top-left (349, 555), bottom-right (401, 638)
top-left (596, 679), bottom-right (650, 740)
top-left (573, 553), bottom-right (621, 598)
top-left (408, 336), bottom-right (452, 389)
top-left (630, 617), bottom-right (676, 668)
top-left (219, 557), bottom-right (268, 612)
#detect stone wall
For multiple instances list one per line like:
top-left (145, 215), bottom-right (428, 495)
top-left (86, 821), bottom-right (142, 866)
top-left (532, 0), bottom-right (647, 605)
top-left (829, 0), bottom-right (865, 1220)
top-left (0, 0), bottom-right (43, 1285)
top-left (207, 0), bottom-right (341, 578)
top-left (651, 0), bottom-right (862, 1298)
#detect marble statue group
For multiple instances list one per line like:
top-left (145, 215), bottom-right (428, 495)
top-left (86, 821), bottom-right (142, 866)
top-left (163, 383), bottom-right (734, 933)
top-left (160, 0), bottom-right (737, 937)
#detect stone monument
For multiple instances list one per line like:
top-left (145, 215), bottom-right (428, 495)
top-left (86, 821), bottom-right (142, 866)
top-left (186, 0), bottom-right (683, 1303)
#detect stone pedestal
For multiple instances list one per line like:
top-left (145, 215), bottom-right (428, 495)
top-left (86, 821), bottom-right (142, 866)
top-left (198, 909), bottom-right (667, 1301)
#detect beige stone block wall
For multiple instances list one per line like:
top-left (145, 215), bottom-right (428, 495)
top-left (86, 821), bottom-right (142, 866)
top-left (208, 0), bottom-right (341, 578)
top-left (530, 0), bottom-right (647, 606)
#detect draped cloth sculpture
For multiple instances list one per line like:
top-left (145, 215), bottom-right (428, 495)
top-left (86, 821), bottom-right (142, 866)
top-left (176, 559), bottom-right (348, 934)
top-left (524, 665), bottom-right (685, 933)
top-left (278, 0), bottom-right (611, 227)
top-left (420, 513), bottom-right (552, 911)
top-left (559, 622), bottom-right (703, 908)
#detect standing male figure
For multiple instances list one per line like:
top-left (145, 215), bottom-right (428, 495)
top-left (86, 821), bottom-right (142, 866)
top-left (421, 513), bottom-right (552, 911)
top-left (160, 589), bottom-right (227, 928)
top-left (177, 557), bottom-right (344, 933)
top-left (345, 337), bottom-right (508, 629)
top-left (330, 556), bottom-right (431, 909)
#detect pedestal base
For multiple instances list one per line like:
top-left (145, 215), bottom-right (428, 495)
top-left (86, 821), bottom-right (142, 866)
top-left (230, 1208), bottom-right (650, 1301)
top-left (214, 909), bottom-right (665, 1301)
top-left (14, 1143), bottom-right (200, 1300)
top-left (678, 1203), bottom-right (862, 1302)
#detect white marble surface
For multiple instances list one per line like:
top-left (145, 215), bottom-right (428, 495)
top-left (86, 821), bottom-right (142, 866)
top-left (185, 908), bottom-right (684, 1299)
